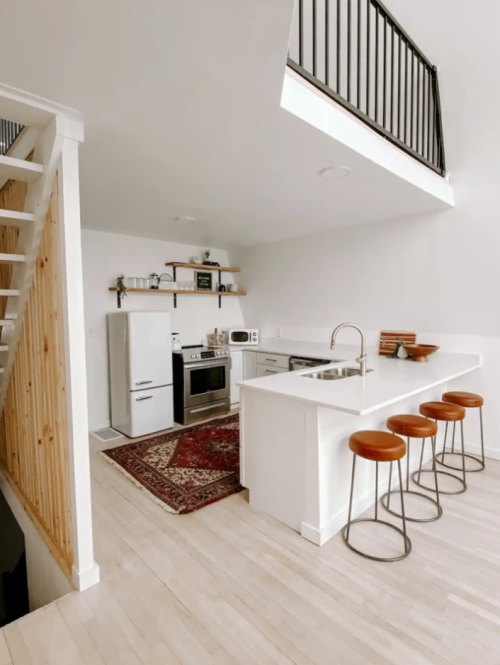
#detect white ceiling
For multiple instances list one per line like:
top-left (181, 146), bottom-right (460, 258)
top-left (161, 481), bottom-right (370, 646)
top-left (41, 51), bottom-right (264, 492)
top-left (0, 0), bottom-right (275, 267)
top-left (0, 0), bottom-right (451, 249)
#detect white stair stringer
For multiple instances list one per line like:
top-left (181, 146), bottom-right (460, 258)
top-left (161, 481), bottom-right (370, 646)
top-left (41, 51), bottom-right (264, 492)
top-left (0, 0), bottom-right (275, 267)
top-left (0, 115), bottom-right (65, 414)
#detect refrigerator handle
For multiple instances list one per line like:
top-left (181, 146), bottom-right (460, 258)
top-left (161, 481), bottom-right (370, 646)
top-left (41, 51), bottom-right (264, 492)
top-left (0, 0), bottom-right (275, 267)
top-left (135, 380), bottom-right (153, 385)
top-left (136, 395), bottom-right (153, 401)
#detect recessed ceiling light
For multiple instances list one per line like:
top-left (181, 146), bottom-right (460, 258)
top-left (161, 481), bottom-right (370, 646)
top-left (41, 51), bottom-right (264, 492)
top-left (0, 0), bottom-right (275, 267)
top-left (319, 166), bottom-right (351, 180)
top-left (174, 216), bottom-right (196, 223)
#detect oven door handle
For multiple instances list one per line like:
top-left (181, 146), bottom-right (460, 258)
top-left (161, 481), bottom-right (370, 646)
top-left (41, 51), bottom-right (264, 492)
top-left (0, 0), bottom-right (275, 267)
top-left (185, 360), bottom-right (230, 369)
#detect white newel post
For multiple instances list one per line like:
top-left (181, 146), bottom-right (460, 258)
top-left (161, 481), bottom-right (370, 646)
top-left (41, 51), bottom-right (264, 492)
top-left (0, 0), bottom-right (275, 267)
top-left (58, 135), bottom-right (100, 591)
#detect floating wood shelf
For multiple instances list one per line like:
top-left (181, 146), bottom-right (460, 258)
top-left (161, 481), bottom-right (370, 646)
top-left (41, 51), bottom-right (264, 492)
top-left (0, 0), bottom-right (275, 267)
top-left (109, 288), bottom-right (246, 296)
top-left (112, 262), bottom-right (244, 309)
top-left (165, 262), bottom-right (240, 273)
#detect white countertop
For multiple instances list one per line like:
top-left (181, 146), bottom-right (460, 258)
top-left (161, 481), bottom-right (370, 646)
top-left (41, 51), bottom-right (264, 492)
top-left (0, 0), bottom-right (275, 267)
top-left (236, 338), bottom-right (481, 415)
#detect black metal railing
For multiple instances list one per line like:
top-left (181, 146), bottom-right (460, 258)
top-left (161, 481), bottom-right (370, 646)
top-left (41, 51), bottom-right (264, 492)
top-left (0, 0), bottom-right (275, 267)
top-left (0, 120), bottom-right (24, 157)
top-left (288, 0), bottom-right (446, 176)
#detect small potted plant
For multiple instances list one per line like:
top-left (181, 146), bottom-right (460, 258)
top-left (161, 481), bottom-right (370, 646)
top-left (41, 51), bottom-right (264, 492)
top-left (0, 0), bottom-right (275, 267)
top-left (116, 274), bottom-right (127, 308)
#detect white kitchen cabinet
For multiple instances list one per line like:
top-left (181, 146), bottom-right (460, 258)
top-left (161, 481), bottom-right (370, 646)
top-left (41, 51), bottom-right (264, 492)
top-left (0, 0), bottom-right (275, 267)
top-left (242, 351), bottom-right (257, 381)
top-left (230, 350), bottom-right (243, 404)
top-left (256, 364), bottom-right (288, 378)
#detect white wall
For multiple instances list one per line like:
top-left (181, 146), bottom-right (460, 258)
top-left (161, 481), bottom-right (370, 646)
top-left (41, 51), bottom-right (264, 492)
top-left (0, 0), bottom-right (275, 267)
top-left (82, 229), bottom-right (245, 430)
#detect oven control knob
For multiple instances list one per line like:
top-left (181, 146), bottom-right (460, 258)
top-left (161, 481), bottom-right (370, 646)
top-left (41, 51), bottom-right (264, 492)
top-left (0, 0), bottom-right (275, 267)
top-left (216, 351), bottom-right (221, 356)
top-left (196, 354), bottom-right (200, 358)
top-left (191, 354), bottom-right (196, 358)
top-left (225, 350), bottom-right (229, 354)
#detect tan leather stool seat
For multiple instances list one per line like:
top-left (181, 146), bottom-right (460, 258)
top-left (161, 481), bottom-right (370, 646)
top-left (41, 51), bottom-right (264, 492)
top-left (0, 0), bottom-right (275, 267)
top-left (349, 431), bottom-right (406, 462)
top-left (419, 401), bottom-right (465, 421)
top-left (442, 391), bottom-right (484, 408)
top-left (387, 414), bottom-right (437, 438)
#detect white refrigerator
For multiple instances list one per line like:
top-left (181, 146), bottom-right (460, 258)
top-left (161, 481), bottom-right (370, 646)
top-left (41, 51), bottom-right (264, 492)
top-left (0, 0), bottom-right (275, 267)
top-left (108, 311), bottom-right (174, 438)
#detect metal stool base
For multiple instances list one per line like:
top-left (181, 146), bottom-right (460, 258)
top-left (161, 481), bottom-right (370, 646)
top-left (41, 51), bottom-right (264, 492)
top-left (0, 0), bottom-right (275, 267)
top-left (412, 469), bottom-right (467, 495)
top-left (381, 490), bottom-right (443, 523)
top-left (435, 450), bottom-right (485, 473)
top-left (342, 518), bottom-right (412, 562)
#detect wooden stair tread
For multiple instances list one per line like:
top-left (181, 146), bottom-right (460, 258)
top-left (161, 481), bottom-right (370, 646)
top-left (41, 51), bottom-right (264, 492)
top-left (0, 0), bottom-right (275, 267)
top-left (0, 154), bottom-right (44, 184)
top-left (0, 209), bottom-right (35, 227)
top-left (0, 289), bottom-right (20, 296)
top-left (0, 253), bottom-right (26, 264)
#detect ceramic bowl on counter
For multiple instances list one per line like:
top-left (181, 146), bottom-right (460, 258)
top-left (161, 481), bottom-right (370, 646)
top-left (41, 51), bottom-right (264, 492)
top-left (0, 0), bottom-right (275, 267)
top-left (403, 344), bottom-right (440, 362)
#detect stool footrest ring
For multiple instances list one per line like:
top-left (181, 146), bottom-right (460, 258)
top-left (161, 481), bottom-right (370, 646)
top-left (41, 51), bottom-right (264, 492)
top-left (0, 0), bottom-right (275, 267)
top-left (381, 490), bottom-right (443, 523)
top-left (435, 450), bottom-right (485, 473)
top-left (412, 469), bottom-right (467, 495)
top-left (341, 517), bottom-right (412, 562)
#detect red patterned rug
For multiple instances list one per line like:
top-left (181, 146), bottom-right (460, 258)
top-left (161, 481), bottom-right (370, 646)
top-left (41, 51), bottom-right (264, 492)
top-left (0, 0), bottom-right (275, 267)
top-left (102, 414), bottom-right (243, 514)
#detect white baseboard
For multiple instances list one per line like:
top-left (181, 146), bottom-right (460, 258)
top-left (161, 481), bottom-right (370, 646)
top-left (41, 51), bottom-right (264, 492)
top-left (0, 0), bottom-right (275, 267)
top-left (72, 562), bottom-right (100, 591)
top-left (90, 419), bottom-right (111, 432)
top-left (465, 442), bottom-right (500, 461)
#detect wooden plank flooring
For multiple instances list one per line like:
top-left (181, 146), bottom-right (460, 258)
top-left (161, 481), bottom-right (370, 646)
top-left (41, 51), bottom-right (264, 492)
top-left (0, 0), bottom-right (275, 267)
top-left (2, 430), bottom-right (500, 664)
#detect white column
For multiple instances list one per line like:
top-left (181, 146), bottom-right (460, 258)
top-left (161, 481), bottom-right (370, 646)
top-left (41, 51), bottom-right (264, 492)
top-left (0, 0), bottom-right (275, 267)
top-left (57, 137), bottom-right (100, 591)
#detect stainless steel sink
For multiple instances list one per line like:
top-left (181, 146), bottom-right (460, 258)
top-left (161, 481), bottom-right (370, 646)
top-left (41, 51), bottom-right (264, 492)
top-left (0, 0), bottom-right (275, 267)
top-left (303, 367), bottom-right (373, 381)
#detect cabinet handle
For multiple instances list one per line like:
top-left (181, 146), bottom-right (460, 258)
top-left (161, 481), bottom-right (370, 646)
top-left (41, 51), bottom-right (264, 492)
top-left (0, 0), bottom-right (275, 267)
top-left (265, 358), bottom-right (277, 362)
top-left (191, 404), bottom-right (221, 414)
top-left (265, 369), bottom-right (277, 374)
top-left (136, 395), bottom-right (153, 401)
top-left (136, 380), bottom-right (153, 385)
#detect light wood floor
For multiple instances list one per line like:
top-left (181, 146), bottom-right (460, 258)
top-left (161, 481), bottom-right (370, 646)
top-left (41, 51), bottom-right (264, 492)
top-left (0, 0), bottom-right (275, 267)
top-left (2, 428), bottom-right (500, 664)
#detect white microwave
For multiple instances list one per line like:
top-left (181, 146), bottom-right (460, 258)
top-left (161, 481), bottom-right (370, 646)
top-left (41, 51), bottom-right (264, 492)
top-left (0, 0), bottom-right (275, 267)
top-left (229, 329), bottom-right (259, 345)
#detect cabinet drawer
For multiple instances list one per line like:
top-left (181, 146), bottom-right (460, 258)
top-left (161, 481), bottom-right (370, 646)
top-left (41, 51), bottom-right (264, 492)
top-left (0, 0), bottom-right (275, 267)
top-left (256, 352), bottom-right (290, 370)
top-left (256, 364), bottom-right (288, 378)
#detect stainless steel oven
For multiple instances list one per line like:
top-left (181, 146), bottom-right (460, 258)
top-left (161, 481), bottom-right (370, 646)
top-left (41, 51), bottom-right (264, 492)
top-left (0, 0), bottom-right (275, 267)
top-left (184, 357), bottom-right (230, 407)
top-left (173, 346), bottom-right (231, 424)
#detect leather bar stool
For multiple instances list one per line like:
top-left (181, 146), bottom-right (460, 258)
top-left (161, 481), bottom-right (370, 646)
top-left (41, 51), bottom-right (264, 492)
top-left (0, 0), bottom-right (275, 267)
top-left (342, 430), bottom-right (412, 562)
top-left (381, 415), bottom-right (442, 522)
top-left (412, 402), bottom-right (467, 495)
top-left (435, 391), bottom-right (485, 472)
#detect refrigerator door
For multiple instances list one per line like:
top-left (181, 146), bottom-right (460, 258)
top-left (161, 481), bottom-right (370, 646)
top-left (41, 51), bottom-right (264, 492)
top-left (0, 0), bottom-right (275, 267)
top-left (127, 311), bottom-right (172, 390)
top-left (128, 385), bottom-right (174, 438)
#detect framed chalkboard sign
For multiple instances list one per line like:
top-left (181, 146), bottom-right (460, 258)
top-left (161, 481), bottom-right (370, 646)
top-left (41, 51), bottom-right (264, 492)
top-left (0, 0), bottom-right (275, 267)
top-left (195, 271), bottom-right (213, 291)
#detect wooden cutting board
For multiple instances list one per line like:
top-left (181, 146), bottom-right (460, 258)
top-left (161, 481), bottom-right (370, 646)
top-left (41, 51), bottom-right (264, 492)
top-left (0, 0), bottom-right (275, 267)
top-left (379, 331), bottom-right (417, 356)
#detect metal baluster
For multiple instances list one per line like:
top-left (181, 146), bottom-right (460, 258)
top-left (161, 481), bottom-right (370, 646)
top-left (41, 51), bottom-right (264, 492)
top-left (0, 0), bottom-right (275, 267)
top-left (347, 0), bottom-right (352, 101)
top-left (299, 0), bottom-right (303, 66)
top-left (374, 5), bottom-right (379, 122)
top-left (336, 0), bottom-right (341, 92)
top-left (357, 0), bottom-right (361, 108)
top-left (383, 15), bottom-right (387, 127)
top-left (410, 49), bottom-right (414, 149)
top-left (390, 23), bottom-right (394, 134)
top-left (426, 67), bottom-right (431, 160)
top-left (431, 70), bottom-right (436, 165)
top-left (398, 33), bottom-right (402, 139)
top-left (326, 0), bottom-right (330, 86)
top-left (404, 41), bottom-right (408, 145)
top-left (422, 67), bottom-right (427, 158)
top-left (312, 0), bottom-right (317, 76)
top-left (416, 56), bottom-right (421, 154)
top-left (366, 0), bottom-right (370, 116)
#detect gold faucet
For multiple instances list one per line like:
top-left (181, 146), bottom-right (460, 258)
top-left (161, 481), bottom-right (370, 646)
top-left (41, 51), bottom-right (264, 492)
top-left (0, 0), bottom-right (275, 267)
top-left (330, 323), bottom-right (367, 377)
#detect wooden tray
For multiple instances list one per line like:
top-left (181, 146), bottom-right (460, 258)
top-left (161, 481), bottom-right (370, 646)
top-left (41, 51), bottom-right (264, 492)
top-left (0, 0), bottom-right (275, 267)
top-left (379, 331), bottom-right (417, 356)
